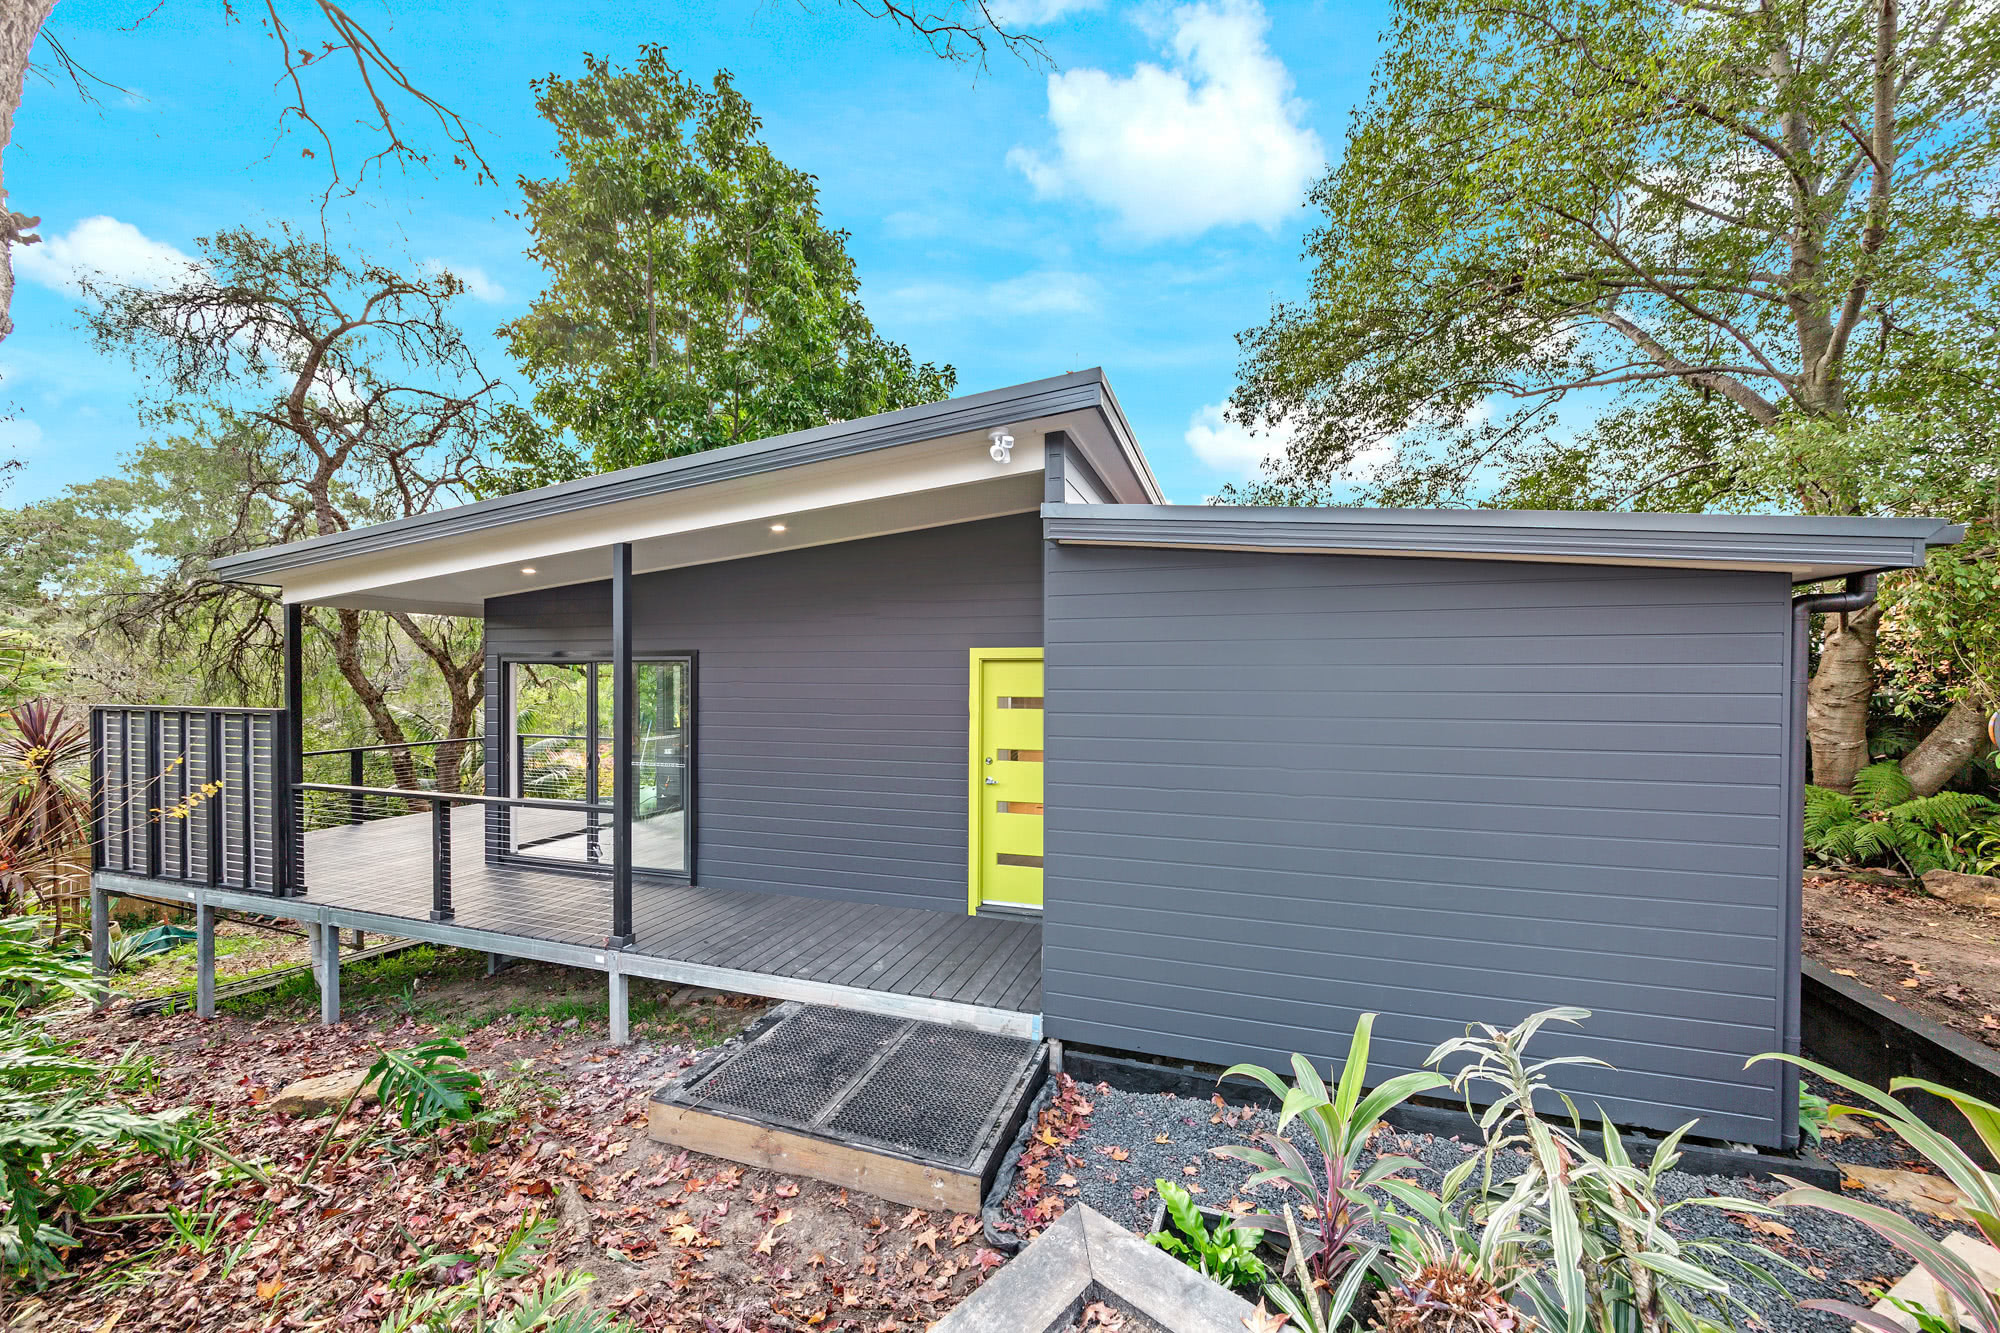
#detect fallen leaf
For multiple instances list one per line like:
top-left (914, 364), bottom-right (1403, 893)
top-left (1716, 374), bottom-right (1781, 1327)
top-left (914, 1228), bottom-right (941, 1254)
top-left (1242, 1300), bottom-right (1290, 1332)
top-left (1901, 978), bottom-right (1923, 989)
top-left (1183, 1164), bottom-right (1199, 1176)
top-left (1833, 968), bottom-right (1859, 977)
top-left (1154, 1133), bottom-right (1171, 1144)
top-left (256, 1276), bottom-right (284, 1303)
top-left (1055, 1173), bottom-right (1078, 1188)
top-left (756, 1228), bottom-right (779, 1255)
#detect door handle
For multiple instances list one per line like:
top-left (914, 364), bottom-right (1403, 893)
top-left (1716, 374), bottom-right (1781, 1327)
top-left (984, 777), bottom-right (998, 785)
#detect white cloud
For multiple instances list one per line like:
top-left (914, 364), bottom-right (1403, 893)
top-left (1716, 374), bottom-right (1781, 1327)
top-left (988, 0), bottom-right (1105, 23)
top-left (15, 216), bottom-right (200, 294)
top-left (1007, 0), bottom-right (1324, 242)
top-left (1184, 401), bottom-right (1291, 479)
top-left (988, 269), bottom-right (1099, 315)
top-left (422, 259), bottom-right (506, 303)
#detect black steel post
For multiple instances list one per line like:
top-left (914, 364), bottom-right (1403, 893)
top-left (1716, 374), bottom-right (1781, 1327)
top-left (88, 710), bottom-right (103, 872)
top-left (282, 603), bottom-right (306, 896)
top-left (609, 544), bottom-right (635, 945)
top-left (430, 796), bottom-right (454, 921)
top-left (348, 749), bottom-right (365, 825)
top-left (585, 662), bottom-right (601, 864)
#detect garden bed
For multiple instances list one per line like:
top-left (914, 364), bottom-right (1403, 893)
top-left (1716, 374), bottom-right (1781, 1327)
top-left (1805, 871), bottom-right (2000, 1049)
top-left (995, 1076), bottom-right (1981, 1333)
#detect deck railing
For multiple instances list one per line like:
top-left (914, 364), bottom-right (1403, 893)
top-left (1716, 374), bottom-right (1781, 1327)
top-left (300, 737), bottom-right (487, 831)
top-left (91, 706), bottom-right (299, 895)
top-left (295, 783), bottom-right (607, 925)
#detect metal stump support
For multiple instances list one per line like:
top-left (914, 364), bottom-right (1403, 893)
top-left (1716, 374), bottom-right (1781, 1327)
top-left (317, 922), bottom-right (341, 1026)
top-left (609, 966), bottom-right (630, 1047)
top-left (89, 885), bottom-right (110, 1010)
top-left (195, 900), bottom-right (216, 1019)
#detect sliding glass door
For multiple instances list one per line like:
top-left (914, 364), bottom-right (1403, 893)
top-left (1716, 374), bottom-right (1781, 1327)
top-left (629, 660), bottom-right (690, 874)
top-left (506, 657), bottom-right (690, 877)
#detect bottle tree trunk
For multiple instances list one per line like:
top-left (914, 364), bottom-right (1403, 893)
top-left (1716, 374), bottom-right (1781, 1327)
top-left (1806, 603), bottom-right (1884, 792)
top-left (1902, 696), bottom-right (1993, 797)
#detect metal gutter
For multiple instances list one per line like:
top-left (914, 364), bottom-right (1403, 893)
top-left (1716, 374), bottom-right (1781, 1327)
top-left (213, 370), bottom-right (1132, 582)
top-left (1042, 504), bottom-right (1961, 574)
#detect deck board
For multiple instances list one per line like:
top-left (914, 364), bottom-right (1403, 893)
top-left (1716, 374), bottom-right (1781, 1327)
top-left (300, 806), bottom-right (1039, 1015)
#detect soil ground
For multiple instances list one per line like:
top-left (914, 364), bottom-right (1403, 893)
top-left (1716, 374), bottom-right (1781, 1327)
top-left (1803, 871), bottom-right (2000, 1049)
top-left (1, 943), bottom-right (1009, 1332)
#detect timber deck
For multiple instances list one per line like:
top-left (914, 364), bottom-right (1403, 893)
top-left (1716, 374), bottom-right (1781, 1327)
top-left (96, 804), bottom-right (1042, 1035)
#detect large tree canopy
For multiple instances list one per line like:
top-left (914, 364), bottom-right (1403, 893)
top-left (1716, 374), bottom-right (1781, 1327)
top-left (481, 46), bottom-right (956, 492)
top-left (1229, 0), bottom-right (2000, 792)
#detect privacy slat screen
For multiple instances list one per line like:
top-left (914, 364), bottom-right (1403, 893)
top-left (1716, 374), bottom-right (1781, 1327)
top-left (91, 707), bottom-right (294, 894)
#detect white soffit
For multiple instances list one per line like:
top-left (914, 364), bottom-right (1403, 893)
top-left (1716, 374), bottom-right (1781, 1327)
top-left (278, 424), bottom-right (1066, 614)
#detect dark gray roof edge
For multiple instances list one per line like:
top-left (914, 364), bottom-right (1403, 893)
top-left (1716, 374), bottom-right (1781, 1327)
top-left (1042, 503), bottom-right (1963, 572)
top-left (212, 370), bottom-right (1125, 580)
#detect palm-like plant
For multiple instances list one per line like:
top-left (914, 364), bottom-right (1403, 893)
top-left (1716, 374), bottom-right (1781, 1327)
top-left (1216, 1013), bottom-right (1449, 1330)
top-left (1431, 1008), bottom-right (1787, 1333)
top-left (1753, 1052), bottom-right (2000, 1333)
top-left (0, 703), bottom-right (91, 925)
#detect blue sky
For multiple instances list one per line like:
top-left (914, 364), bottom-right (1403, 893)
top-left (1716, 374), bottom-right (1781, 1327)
top-left (6, 0), bottom-right (1387, 504)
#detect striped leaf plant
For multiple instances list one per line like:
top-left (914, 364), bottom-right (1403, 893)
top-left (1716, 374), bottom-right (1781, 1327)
top-left (1752, 1052), bottom-right (2000, 1333)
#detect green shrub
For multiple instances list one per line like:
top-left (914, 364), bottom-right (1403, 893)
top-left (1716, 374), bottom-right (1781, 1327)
top-left (382, 1216), bottom-right (636, 1332)
top-left (1145, 1178), bottom-right (1268, 1293)
top-left (0, 916), bottom-right (197, 1283)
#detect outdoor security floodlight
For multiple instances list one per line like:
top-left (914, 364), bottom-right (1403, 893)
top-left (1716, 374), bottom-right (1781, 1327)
top-left (988, 429), bottom-right (1015, 464)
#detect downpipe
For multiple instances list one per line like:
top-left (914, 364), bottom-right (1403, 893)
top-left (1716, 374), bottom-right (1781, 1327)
top-left (1780, 572), bottom-right (1879, 1149)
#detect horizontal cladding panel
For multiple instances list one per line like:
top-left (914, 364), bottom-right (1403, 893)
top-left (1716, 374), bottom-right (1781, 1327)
top-left (1048, 601), bottom-right (1778, 641)
top-left (1054, 767), bottom-right (1782, 818)
top-left (1064, 875), bottom-right (1777, 962)
top-left (1060, 846), bottom-right (1773, 914)
top-left (1041, 958), bottom-right (1777, 1075)
top-left (1057, 823), bottom-right (1778, 880)
top-left (487, 514), bottom-right (1042, 912)
top-left (1051, 634), bottom-right (1782, 669)
top-left (1051, 801), bottom-right (1781, 857)
top-left (1050, 687), bottom-right (1784, 726)
top-left (1046, 662), bottom-right (1783, 695)
top-left (1044, 917), bottom-right (1774, 1010)
top-left (1039, 998), bottom-right (1779, 1134)
top-left (1055, 745), bottom-right (1780, 786)
top-left (1042, 543), bottom-right (1792, 1144)
top-left (1054, 715), bottom-right (1780, 755)
top-left (1046, 571), bottom-right (1779, 614)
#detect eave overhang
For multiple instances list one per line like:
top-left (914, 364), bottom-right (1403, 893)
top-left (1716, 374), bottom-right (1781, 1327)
top-left (1042, 504), bottom-right (1963, 582)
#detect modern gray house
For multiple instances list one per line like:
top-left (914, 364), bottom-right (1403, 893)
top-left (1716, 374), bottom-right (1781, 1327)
top-left (86, 369), bottom-right (1962, 1150)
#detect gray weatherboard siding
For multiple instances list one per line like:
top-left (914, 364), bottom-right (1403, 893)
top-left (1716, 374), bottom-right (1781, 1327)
top-left (1040, 542), bottom-right (1796, 1147)
top-left (484, 515), bottom-right (1043, 913)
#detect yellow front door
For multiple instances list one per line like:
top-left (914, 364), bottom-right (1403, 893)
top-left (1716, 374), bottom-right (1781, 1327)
top-left (969, 649), bottom-right (1045, 912)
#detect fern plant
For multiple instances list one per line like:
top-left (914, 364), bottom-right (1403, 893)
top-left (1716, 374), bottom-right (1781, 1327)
top-left (1804, 761), bottom-right (2000, 877)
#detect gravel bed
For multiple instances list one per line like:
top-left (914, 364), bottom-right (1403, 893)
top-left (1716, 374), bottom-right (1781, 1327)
top-left (1002, 1083), bottom-right (1977, 1333)
top-left (1801, 1068), bottom-right (1936, 1171)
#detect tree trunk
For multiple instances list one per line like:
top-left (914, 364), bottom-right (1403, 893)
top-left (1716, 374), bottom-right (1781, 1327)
top-left (1901, 695), bottom-right (1993, 797)
top-left (1806, 602), bottom-right (1884, 791)
top-left (0, 0), bottom-right (56, 344)
top-left (330, 608), bottom-right (420, 793)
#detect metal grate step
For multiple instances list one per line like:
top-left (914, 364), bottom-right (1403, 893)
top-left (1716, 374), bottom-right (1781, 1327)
top-left (650, 1001), bottom-right (1046, 1212)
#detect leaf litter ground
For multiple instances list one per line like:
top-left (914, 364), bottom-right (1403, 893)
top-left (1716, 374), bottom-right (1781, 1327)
top-left (1, 951), bottom-right (1009, 1332)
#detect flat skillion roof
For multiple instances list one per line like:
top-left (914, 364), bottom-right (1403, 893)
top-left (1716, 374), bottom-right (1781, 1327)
top-left (205, 365), bottom-right (1963, 612)
top-left (209, 370), bottom-right (1160, 615)
top-left (1042, 504), bottom-right (1963, 582)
